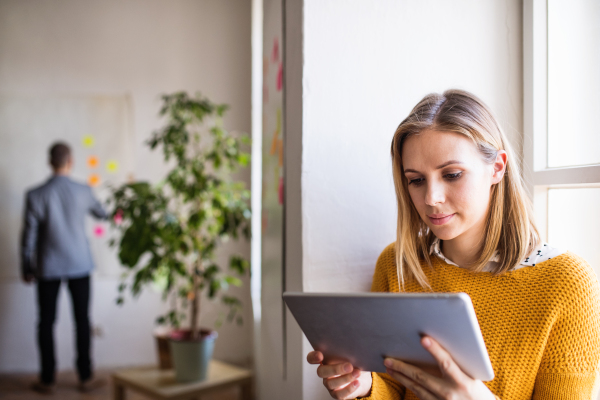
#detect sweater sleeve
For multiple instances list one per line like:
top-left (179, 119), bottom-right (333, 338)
top-left (357, 243), bottom-right (406, 400)
top-left (533, 255), bottom-right (600, 399)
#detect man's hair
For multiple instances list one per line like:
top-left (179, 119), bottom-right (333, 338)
top-left (49, 142), bottom-right (72, 169)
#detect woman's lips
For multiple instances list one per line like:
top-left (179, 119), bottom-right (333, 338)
top-left (428, 213), bottom-right (455, 225)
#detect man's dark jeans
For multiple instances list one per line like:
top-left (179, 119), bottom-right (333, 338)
top-left (37, 275), bottom-right (91, 385)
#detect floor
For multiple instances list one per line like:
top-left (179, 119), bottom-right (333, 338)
top-left (0, 369), bottom-right (240, 400)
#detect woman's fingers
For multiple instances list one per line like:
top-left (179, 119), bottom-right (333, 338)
top-left (330, 377), bottom-right (361, 399)
top-left (317, 362), bottom-right (354, 378)
top-left (307, 351), bottom-right (324, 365)
top-left (384, 358), bottom-right (446, 396)
top-left (324, 368), bottom-right (361, 390)
top-left (421, 336), bottom-right (465, 381)
top-left (385, 368), bottom-right (438, 400)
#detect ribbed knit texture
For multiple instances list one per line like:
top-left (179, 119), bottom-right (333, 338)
top-left (359, 243), bottom-right (600, 400)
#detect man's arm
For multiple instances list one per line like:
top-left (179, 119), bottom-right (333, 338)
top-left (20, 193), bottom-right (39, 281)
top-left (88, 188), bottom-right (108, 220)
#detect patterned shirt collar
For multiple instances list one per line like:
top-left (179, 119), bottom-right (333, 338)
top-left (429, 237), bottom-right (565, 272)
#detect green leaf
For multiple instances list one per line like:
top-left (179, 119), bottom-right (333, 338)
top-left (224, 276), bottom-right (242, 287)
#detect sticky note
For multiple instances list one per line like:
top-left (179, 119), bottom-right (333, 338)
top-left (82, 135), bottom-right (95, 148)
top-left (87, 156), bottom-right (99, 169)
top-left (106, 160), bottom-right (119, 173)
top-left (270, 129), bottom-right (279, 155)
top-left (93, 225), bottom-right (105, 237)
top-left (88, 174), bottom-right (100, 187)
top-left (271, 38), bottom-right (279, 62)
top-left (276, 62), bottom-right (283, 91)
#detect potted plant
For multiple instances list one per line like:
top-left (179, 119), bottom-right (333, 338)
top-left (108, 92), bottom-right (251, 381)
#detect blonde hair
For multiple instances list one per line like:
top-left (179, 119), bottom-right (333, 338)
top-left (391, 89), bottom-right (539, 290)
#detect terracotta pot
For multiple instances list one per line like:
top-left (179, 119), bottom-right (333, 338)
top-left (153, 327), bottom-right (173, 369)
top-left (169, 329), bottom-right (218, 382)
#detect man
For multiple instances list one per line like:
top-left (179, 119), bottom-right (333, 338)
top-left (21, 142), bottom-right (107, 394)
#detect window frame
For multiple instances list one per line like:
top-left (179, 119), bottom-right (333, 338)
top-left (523, 0), bottom-right (600, 241)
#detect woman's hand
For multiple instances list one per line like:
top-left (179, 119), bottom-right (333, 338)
top-left (307, 350), bottom-right (373, 399)
top-left (384, 336), bottom-right (495, 400)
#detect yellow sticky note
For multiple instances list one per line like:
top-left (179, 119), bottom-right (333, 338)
top-left (106, 160), bottom-right (119, 173)
top-left (82, 135), bottom-right (95, 148)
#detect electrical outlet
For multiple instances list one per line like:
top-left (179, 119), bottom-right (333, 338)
top-left (92, 325), bottom-right (104, 338)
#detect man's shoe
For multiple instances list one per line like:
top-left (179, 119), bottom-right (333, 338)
top-left (78, 377), bottom-right (106, 392)
top-left (30, 381), bottom-right (55, 394)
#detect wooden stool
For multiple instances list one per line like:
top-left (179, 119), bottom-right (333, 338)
top-left (112, 360), bottom-right (253, 400)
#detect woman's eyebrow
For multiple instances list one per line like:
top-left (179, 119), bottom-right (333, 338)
top-left (436, 160), bottom-right (464, 169)
top-left (403, 160), bottom-right (464, 174)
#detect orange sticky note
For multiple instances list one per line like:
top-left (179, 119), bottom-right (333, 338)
top-left (270, 129), bottom-right (279, 155)
top-left (88, 174), bottom-right (100, 187)
top-left (87, 156), bottom-right (99, 169)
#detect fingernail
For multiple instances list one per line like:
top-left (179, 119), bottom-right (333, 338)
top-left (353, 381), bottom-right (359, 388)
top-left (344, 363), bottom-right (352, 373)
top-left (422, 337), bottom-right (431, 347)
top-left (352, 369), bottom-right (360, 378)
top-left (384, 359), bottom-right (392, 367)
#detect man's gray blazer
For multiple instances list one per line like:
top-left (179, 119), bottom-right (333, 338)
top-left (21, 175), bottom-right (107, 279)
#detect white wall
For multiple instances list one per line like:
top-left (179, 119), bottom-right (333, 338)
top-left (283, 0), bottom-right (523, 399)
top-left (0, 0), bottom-right (252, 372)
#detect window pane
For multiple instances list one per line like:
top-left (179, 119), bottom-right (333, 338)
top-left (547, 188), bottom-right (600, 277)
top-left (547, 0), bottom-right (600, 168)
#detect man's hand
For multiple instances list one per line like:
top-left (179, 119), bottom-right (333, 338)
top-left (22, 274), bottom-right (35, 284)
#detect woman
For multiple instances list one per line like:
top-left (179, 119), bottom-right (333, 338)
top-left (307, 90), bottom-right (600, 399)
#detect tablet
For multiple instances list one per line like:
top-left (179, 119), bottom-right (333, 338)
top-left (283, 292), bottom-right (494, 381)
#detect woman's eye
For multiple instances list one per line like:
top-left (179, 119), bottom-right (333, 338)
top-left (444, 172), bottom-right (462, 180)
top-left (408, 178), bottom-right (424, 186)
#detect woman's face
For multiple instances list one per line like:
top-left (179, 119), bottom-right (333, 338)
top-left (401, 130), bottom-right (505, 244)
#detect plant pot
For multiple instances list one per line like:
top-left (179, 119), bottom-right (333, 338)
top-left (169, 329), bottom-right (218, 382)
top-left (153, 327), bottom-right (173, 370)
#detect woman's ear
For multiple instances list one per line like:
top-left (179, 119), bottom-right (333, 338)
top-left (491, 150), bottom-right (507, 184)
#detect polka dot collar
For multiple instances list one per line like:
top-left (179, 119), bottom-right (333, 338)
top-left (429, 237), bottom-right (566, 272)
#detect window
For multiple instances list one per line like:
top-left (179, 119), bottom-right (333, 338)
top-left (523, 0), bottom-right (600, 277)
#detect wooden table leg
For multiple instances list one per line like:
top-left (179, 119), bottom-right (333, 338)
top-left (113, 381), bottom-right (126, 400)
top-left (241, 380), bottom-right (253, 400)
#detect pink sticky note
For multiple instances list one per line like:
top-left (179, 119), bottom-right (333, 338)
top-left (276, 62), bottom-right (283, 91)
top-left (93, 225), bottom-right (105, 237)
top-left (271, 38), bottom-right (279, 62)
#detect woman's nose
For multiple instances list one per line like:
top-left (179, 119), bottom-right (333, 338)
top-left (425, 182), bottom-right (445, 206)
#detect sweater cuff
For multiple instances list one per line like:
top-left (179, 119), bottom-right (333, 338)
top-left (356, 372), bottom-right (402, 400)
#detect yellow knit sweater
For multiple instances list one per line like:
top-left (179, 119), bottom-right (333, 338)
top-left (361, 243), bottom-right (600, 400)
